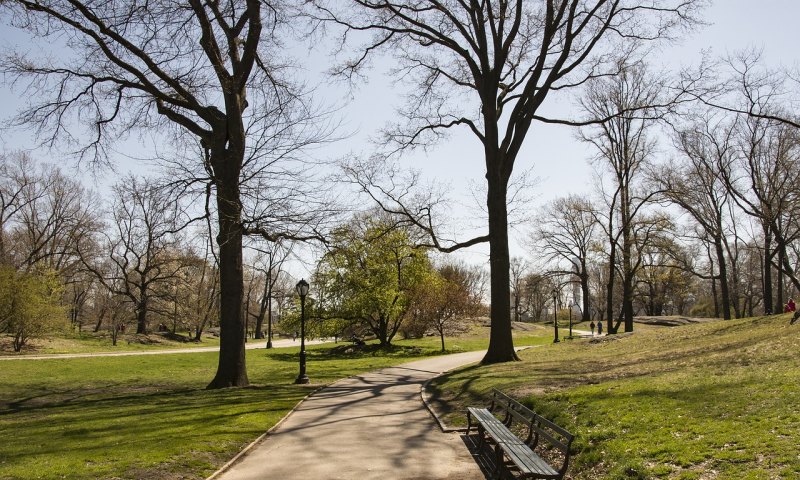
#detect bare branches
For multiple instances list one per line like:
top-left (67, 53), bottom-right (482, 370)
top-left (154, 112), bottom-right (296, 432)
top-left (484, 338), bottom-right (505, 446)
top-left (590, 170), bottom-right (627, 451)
top-left (338, 154), bottom-right (490, 253)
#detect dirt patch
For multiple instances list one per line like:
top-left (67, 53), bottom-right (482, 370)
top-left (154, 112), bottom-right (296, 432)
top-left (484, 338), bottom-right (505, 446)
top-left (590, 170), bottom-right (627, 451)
top-left (588, 332), bottom-right (634, 343)
top-left (634, 316), bottom-right (719, 327)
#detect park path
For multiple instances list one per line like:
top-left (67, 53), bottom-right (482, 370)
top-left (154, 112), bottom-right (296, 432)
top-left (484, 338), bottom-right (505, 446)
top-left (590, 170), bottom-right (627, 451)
top-left (212, 350), bottom-right (489, 480)
top-left (0, 338), bottom-right (327, 360)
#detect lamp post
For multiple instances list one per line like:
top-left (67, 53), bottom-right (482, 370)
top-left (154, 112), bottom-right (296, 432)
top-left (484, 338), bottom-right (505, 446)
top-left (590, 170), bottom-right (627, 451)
top-left (266, 272), bottom-right (273, 349)
top-left (266, 306), bottom-right (273, 348)
top-left (294, 279), bottom-right (310, 384)
top-left (552, 288), bottom-right (560, 343)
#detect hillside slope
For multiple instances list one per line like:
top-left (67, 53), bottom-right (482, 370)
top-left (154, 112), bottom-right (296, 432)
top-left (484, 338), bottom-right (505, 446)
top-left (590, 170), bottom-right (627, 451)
top-left (429, 314), bottom-right (800, 479)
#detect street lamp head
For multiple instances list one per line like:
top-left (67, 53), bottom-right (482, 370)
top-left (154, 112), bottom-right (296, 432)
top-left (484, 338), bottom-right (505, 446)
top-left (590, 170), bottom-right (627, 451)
top-left (296, 279), bottom-right (310, 298)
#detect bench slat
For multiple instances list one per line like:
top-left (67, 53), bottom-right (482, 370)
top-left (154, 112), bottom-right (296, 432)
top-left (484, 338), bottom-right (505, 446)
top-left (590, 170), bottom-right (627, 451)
top-left (469, 390), bottom-right (574, 480)
top-left (503, 442), bottom-right (559, 476)
top-left (535, 413), bottom-right (575, 443)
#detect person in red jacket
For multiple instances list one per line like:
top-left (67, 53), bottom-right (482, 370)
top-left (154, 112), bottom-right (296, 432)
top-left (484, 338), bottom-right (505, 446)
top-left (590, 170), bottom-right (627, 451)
top-left (785, 298), bottom-right (796, 313)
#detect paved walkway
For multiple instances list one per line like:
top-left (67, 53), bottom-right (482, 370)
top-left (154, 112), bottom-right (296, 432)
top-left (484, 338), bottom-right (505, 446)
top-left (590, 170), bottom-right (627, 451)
top-left (0, 338), bottom-right (329, 360)
top-left (213, 351), bottom-right (489, 480)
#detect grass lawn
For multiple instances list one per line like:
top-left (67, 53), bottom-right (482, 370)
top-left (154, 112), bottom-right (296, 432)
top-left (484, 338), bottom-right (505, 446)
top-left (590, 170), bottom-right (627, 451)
top-left (428, 314), bottom-right (800, 479)
top-left (0, 324), bottom-right (552, 479)
top-left (0, 331), bottom-right (222, 355)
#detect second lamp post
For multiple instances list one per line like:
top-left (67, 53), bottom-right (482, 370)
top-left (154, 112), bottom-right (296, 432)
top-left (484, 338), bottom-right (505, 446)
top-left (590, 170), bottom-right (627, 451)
top-left (552, 288), bottom-right (560, 343)
top-left (294, 279), bottom-right (310, 384)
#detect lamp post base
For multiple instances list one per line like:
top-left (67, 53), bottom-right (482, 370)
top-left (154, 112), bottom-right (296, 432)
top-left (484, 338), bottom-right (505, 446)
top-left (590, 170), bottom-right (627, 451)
top-left (294, 375), bottom-right (310, 384)
top-left (266, 339), bottom-right (273, 349)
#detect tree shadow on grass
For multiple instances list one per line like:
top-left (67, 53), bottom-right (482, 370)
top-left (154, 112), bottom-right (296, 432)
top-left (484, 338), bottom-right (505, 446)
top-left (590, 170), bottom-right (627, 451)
top-left (425, 364), bottom-right (485, 421)
top-left (263, 343), bottom-right (429, 363)
top-left (0, 383), bottom-right (309, 478)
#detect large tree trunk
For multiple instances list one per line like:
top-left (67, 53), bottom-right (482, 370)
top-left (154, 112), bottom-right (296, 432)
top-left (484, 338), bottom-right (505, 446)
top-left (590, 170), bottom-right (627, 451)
top-left (207, 153), bottom-right (249, 389)
top-left (606, 243), bottom-right (617, 335)
top-left (378, 316), bottom-right (389, 346)
top-left (580, 271), bottom-right (591, 323)
top-left (775, 242), bottom-right (785, 313)
top-left (763, 230), bottom-right (773, 315)
top-left (621, 194), bottom-right (634, 332)
top-left (714, 237), bottom-right (732, 320)
top-left (136, 296), bottom-right (148, 334)
top-left (622, 274), bottom-right (634, 332)
top-left (482, 172), bottom-right (518, 364)
top-left (254, 273), bottom-right (269, 340)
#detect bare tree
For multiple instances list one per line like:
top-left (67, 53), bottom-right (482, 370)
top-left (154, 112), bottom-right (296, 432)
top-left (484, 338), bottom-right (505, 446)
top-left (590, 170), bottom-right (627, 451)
top-left (12, 164), bottom-right (97, 272)
top-left (582, 62), bottom-right (663, 333)
top-left (182, 234), bottom-right (220, 341)
top-left (722, 115), bottom-right (800, 313)
top-left (532, 195), bottom-right (597, 322)
top-left (245, 240), bottom-right (292, 344)
top-left (0, 153), bottom-right (102, 331)
top-left (311, 0), bottom-right (703, 362)
top-left (0, 1), bottom-right (335, 387)
top-left (653, 112), bottom-right (738, 319)
top-left (0, 151), bottom-right (39, 265)
top-left (80, 176), bottom-right (184, 334)
top-left (509, 257), bottom-right (529, 323)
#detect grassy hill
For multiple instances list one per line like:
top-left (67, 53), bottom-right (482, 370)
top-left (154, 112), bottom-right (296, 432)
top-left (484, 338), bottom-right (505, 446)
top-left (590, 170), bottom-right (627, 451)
top-left (428, 314), bottom-right (800, 479)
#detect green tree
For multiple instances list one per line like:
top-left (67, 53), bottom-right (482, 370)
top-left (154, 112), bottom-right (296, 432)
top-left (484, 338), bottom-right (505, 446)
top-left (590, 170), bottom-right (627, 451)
top-left (315, 216), bottom-right (433, 346)
top-left (0, 266), bottom-right (65, 352)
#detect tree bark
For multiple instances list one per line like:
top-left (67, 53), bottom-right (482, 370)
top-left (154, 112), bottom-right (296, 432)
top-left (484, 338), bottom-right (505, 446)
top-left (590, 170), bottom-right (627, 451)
top-left (254, 272), bottom-right (269, 339)
top-left (714, 237), bottom-right (732, 320)
top-left (775, 242), bottom-right (785, 313)
top-left (136, 296), bottom-right (148, 334)
top-left (606, 242), bottom-right (618, 335)
top-left (580, 271), bottom-right (591, 323)
top-left (207, 151), bottom-right (249, 389)
top-left (482, 171), bottom-right (518, 364)
top-left (763, 230), bottom-right (773, 315)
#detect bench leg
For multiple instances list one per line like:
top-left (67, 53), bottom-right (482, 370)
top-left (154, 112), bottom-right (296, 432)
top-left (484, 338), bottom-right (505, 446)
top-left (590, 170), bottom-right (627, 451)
top-left (493, 443), bottom-right (505, 480)
top-left (466, 411), bottom-right (473, 435)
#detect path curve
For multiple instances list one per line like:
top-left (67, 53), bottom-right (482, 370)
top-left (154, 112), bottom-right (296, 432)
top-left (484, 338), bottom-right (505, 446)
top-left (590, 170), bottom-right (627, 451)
top-left (212, 351), bottom-right (489, 480)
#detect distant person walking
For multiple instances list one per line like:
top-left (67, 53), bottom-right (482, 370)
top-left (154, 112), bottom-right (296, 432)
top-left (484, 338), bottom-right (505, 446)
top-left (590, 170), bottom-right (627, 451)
top-left (784, 298), bottom-right (796, 313)
top-left (597, 321), bottom-right (603, 336)
top-left (589, 321), bottom-right (595, 336)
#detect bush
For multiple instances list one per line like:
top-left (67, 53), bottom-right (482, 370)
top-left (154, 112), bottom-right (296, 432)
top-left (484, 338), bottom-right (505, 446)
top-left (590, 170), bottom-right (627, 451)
top-left (0, 266), bottom-right (67, 352)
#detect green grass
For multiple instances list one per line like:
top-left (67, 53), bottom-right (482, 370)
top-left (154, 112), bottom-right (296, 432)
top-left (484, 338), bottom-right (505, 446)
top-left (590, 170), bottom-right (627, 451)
top-left (428, 314), bottom-right (800, 479)
top-left (0, 330), bottom-right (222, 355)
top-left (0, 324), bottom-right (551, 479)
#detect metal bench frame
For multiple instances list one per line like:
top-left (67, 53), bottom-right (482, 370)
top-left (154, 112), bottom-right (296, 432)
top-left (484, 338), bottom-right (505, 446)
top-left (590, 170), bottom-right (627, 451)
top-left (466, 389), bottom-right (574, 480)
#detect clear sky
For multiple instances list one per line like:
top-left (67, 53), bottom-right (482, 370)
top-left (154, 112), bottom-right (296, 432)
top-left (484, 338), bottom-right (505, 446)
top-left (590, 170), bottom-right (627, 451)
top-left (0, 0), bottom-right (797, 277)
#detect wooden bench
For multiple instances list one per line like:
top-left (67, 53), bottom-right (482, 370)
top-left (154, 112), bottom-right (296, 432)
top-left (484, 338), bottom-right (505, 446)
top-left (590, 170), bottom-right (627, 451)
top-left (466, 389), bottom-right (574, 480)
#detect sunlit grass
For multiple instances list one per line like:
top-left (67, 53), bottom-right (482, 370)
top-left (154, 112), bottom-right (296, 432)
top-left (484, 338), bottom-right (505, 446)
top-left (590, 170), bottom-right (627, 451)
top-left (428, 314), bottom-right (800, 479)
top-left (0, 330), bottom-right (222, 355)
top-left (0, 324), bottom-right (551, 479)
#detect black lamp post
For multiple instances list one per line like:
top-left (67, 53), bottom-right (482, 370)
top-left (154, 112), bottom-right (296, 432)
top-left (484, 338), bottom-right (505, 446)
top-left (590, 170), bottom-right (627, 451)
top-left (266, 275), bottom-right (273, 349)
top-left (294, 279), bottom-right (310, 384)
top-left (552, 288), bottom-right (560, 343)
top-left (266, 309), bottom-right (273, 349)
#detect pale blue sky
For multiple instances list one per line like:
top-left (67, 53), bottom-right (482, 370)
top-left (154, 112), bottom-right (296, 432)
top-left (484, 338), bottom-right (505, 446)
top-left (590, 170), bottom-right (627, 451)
top-left (0, 1), bottom-right (797, 275)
